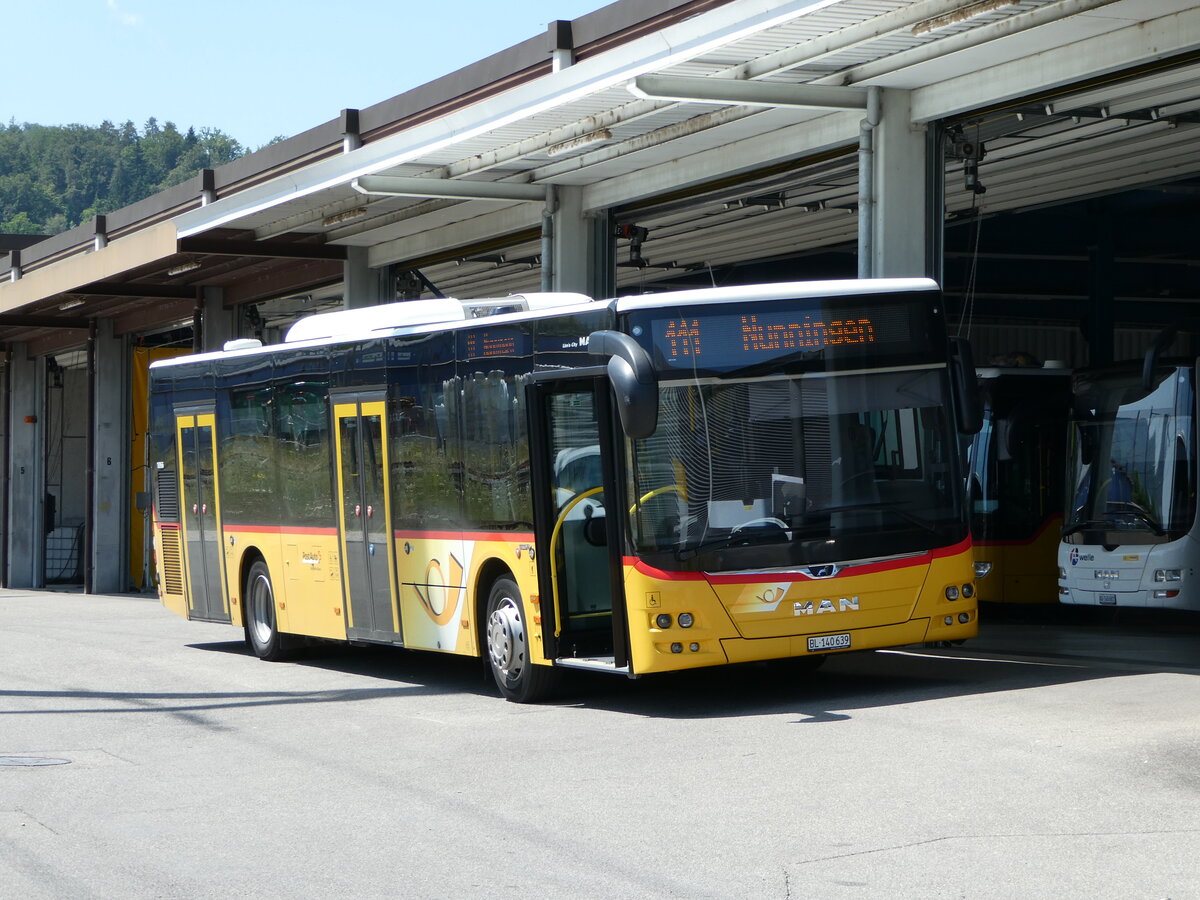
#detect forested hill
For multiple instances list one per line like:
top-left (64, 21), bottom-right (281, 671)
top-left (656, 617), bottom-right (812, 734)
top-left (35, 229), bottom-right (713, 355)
top-left (0, 119), bottom-right (247, 236)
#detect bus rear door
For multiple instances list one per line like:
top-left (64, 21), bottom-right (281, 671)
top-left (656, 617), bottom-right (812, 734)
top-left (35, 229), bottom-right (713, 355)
top-left (175, 408), bottom-right (229, 623)
top-left (333, 394), bottom-right (402, 644)
top-left (528, 375), bottom-right (630, 672)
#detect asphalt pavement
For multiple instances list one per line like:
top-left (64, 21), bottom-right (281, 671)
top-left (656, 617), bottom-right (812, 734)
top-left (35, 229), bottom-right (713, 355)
top-left (2, 590), bottom-right (1198, 899)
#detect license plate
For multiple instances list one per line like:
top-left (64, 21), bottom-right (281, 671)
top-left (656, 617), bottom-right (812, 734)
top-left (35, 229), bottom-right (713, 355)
top-left (1098, 593), bottom-right (1117, 606)
top-left (808, 632), bottom-right (851, 652)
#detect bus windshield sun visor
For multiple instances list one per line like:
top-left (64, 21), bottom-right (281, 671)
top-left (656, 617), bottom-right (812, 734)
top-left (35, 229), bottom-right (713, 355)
top-left (588, 330), bottom-right (658, 439)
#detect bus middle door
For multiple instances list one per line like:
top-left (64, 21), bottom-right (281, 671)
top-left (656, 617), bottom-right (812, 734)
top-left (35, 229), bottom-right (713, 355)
top-left (175, 409), bottom-right (229, 623)
top-left (528, 375), bottom-right (629, 671)
top-left (333, 395), bottom-right (402, 644)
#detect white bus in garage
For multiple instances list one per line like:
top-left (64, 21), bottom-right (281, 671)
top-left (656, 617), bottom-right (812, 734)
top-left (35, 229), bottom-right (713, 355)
top-left (1059, 332), bottom-right (1197, 609)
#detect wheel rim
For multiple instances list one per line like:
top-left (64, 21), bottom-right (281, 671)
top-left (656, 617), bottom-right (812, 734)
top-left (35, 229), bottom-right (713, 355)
top-left (249, 573), bottom-right (274, 645)
top-left (487, 594), bottom-right (526, 683)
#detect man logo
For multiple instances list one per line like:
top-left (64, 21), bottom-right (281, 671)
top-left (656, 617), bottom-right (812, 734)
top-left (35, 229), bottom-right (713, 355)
top-left (802, 564), bottom-right (842, 579)
top-left (794, 596), bottom-right (859, 615)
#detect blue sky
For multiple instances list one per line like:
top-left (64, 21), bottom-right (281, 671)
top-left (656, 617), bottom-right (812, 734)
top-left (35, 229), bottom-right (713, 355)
top-left (3, 0), bottom-right (609, 149)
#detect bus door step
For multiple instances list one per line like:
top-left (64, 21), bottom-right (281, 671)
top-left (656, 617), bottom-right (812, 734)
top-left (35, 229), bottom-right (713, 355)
top-left (555, 656), bottom-right (628, 675)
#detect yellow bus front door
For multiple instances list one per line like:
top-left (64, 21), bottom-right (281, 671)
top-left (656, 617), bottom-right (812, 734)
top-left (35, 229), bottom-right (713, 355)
top-left (529, 376), bottom-right (628, 668)
top-left (334, 397), bottom-right (401, 643)
top-left (175, 411), bottom-right (229, 623)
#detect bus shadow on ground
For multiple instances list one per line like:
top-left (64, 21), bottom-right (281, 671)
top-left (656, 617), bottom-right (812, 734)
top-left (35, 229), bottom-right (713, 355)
top-left (191, 639), bottom-right (496, 699)
top-left (183, 599), bottom-right (1200, 719)
top-left (554, 648), bottom-right (1121, 721)
top-left (187, 635), bottom-right (1162, 721)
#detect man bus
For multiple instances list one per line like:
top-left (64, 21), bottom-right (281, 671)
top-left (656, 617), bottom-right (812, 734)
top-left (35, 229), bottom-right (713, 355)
top-left (968, 362), bottom-right (1070, 603)
top-left (1059, 327), bottom-right (1197, 610)
top-left (150, 278), bottom-right (981, 701)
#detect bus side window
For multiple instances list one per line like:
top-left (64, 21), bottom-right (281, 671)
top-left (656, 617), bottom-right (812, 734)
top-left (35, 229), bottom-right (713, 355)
top-left (221, 385), bottom-right (281, 526)
top-left (274, 382), bottom-right (334, 527)
top-left (390, 364), bottom-right (462, 529)
top-left (459, 366), bottom-right (533, 529)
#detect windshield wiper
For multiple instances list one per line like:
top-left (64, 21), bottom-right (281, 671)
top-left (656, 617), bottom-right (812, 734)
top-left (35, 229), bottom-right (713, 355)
top-left (1106, 500), bottom-right (1166, 535)
top-left (1063, 505), bottom-right (1166, 537)
top-left (1061, 518), bottom-right (1109, 537)
top-left (675, 501), bottom-right (945, 559)
top-left (675, 526), bottom-right (792, 560)
top-left (810, 501), bottom-right (944, 538)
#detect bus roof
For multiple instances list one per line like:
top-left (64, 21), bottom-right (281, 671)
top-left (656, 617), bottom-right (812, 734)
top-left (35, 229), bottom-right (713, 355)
top-left (149, 291), bottom-right (602, 369)
top-left (614, 277), bottom-right (939, 312)
top-left (148, 278), bottom-right (942, 370)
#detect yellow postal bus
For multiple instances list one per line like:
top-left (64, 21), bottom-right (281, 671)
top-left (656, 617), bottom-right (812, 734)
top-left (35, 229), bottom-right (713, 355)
top-left (149, 279), bottom-right (981, 701)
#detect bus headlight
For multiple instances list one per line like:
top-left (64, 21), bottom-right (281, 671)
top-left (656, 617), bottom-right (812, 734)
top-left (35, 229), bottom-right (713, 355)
top-left (1154, 569), bottom-right (1182, 582)
top-left (961, 583), bottom-right (974, 599)
top-left (944, 585), bottom-right (959, 600)
top-left (1059, 567), bottom-right (1067, 579)
top-left (656, 613), bottom-right (673, 629)
top-left (974, 561), bottom-right (992, 578)
top-left (677, 612), bottom-right (694, 628)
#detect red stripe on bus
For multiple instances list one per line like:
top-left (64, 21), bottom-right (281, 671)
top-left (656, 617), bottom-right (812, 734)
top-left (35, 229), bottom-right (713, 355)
top-left (393, 530), bottom-right (535, 543)
top-left (214, 524), bottom-right (535, 541)
top-left (624, 537), bottom-right (972, 583)
top-left (221, 525), bottom-right (339, 536)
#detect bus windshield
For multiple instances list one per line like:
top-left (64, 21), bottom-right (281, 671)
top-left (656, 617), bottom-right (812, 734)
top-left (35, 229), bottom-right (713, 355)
top-left (628, 368), bottom-right (964, 570)
top-left (1065, 366), bottom-right (1196, 539)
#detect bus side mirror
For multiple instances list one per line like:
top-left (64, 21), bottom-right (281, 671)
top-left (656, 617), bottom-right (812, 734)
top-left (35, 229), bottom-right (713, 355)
top-left (588, 330), bottom-right (658, 439)
top-left (949, 337), bottom-right (982, 435)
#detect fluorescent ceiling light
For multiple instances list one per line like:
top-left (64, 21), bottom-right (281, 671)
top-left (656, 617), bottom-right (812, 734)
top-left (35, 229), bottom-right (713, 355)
top-left (545, 128), bottom-right (613, 157)
top-left (167, 260), bottom-right (202, 277)
top-left (910, 0), bottom-right (1021, 35)
top-left (322, 207), bottom-right (367, 227)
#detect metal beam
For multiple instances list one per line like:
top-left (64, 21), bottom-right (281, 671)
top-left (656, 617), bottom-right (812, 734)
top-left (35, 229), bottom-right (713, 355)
top-left (177, 237), bottom-right (348, 260)
top-left (0, 315), bottom-right (89, 329)
top-left (629, 74), bottom-right (869, 110)
top-left (74, 282), bottom-right (198, 300)
top-left (581, 110), bottom-right (860, 211)
top-left (351, 175), bottom-right (548, 202)
top-left (367, 205), bottom-right (544, 269)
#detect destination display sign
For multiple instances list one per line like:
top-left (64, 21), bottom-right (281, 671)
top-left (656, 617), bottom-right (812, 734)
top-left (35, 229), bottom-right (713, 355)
top-left (645, 297), bottom-right (931, 372)
top-left (462, 327), bottom-right (532, 360)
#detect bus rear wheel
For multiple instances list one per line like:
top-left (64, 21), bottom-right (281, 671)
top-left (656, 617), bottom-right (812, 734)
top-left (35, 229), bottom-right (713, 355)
top-left (244, 560), bottom-right (296, 661)
top-left (485, 576), bottom-right (556, 703)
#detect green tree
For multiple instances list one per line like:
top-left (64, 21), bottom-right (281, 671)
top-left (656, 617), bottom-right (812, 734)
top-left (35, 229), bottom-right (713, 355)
top-left (0, 120), bottom-right (246, 235)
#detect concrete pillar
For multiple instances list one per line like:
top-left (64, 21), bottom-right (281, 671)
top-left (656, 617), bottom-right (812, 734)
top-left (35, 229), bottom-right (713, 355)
top-left (344, 246), bottom-right (385, 308)
top-left (873, 89), bottom-right (929, 278)
top-left (544, 186), bottom-right (611, 298)
top-left (92, 319), bottom-right (126, 593)
top-left (7, 346), bottom-right (43, 588)
top-left (549, 186), bottom-right (599, 296)
top-left (202, 286), bottom-right (236, 352)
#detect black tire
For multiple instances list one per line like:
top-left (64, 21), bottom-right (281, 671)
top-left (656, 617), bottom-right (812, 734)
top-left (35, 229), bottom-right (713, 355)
top-left (243, 560), bottom-right (297, 661)
top-left (484, 576), bottom-right (557, 702)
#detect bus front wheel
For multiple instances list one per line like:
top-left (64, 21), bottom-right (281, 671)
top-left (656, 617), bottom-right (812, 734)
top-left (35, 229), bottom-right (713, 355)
top-left (244, 560), bottom-right (295, 661)
top-left (485, 576), bottom-right (555, 703)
